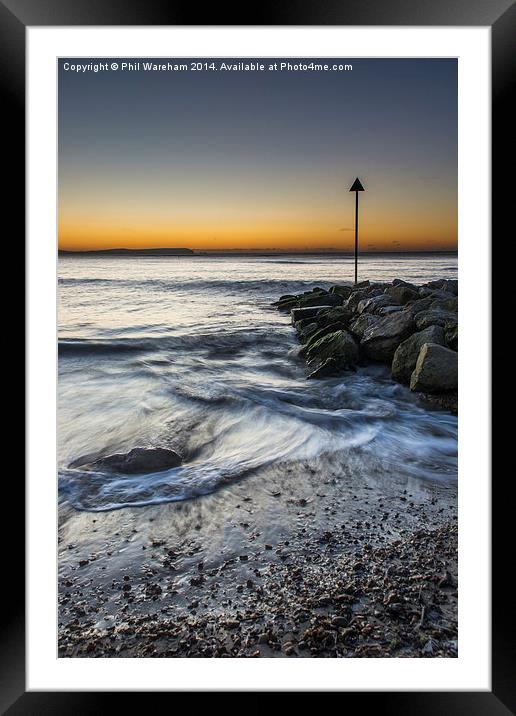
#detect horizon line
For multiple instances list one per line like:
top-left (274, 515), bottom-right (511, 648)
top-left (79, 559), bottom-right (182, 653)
top-left (59, 247), bottom-right (458, 255)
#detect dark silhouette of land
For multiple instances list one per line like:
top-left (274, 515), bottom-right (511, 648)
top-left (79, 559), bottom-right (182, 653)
top-left (59, 248), bottom-right (457, 258)
top-left (59, 248), bottom-right (194, 256)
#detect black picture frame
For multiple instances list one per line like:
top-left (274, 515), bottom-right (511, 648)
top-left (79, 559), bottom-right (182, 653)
top-left (4, 0), bottom-right (510, 710)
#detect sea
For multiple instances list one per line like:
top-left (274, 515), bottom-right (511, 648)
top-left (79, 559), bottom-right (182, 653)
top-left (58, 253), bottom-right (458, 512)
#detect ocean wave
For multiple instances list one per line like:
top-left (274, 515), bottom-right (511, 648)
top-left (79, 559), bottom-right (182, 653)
top-left (59, 326), bottom-right (294, 359)
top-left (59, 276), bottom-right (334, 295)
top-left (58, 367), bottom-right (457, 511)
top-left (58, 338), bottom-right (158, 356)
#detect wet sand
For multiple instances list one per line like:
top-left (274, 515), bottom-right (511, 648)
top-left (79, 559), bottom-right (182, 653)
top-left (58, 455), bottom-right (457, 658)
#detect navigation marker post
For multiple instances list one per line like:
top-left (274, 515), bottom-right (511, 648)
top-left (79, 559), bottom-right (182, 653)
top-left (349, 178), bottom-right (365, 285)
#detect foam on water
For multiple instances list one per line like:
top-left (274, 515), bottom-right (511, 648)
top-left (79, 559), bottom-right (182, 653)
top-left (58, 253), bottom-right (458, 511)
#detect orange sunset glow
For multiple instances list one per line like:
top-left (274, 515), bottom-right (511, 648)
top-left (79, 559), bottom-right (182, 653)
top-left (58, 58), bottom-right (457, 253)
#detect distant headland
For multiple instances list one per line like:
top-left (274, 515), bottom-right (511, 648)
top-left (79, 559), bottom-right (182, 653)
top-left (59, 248), bottom-right (457, 258)
top-left (59, 248), bottom-right (195, 256)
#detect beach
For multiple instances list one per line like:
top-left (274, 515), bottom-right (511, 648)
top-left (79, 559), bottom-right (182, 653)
top-left (58, 253), bottom-right (458, 658)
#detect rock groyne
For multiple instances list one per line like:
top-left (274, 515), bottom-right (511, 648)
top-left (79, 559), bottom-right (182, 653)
top-left (273, 278), bottom-right (458, 413)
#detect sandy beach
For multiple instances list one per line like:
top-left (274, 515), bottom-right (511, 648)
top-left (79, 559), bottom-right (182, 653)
top-left (59, 456), bottom-right (457, 657)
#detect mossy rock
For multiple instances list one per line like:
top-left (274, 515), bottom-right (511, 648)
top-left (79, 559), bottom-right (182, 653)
top-left (344, 289), bottom-right (370, 311)
top-left (316, 306), bottom-right (354, 327)
top-left (329, 285), bottom-right (353, 298)
top-left (307, 357), bottom-right (356, 379)
top-left (274, 297), bottom-right (299, 311)
top-left (297, 322), bottom-right (319, 344)
top-left (297, 293), bottom-right (341, 309)
top-left (294, 316), bottom-right (321, 332)
top-left (348, 313), bottom-right (380, 339)
top-left (301, 322), bottom-right (347, 355)
top-left (305, 329), bottom-right (359, 372)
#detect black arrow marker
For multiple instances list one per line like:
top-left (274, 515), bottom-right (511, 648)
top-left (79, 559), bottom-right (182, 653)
top-left (349, 177), bottom-right (365, 285)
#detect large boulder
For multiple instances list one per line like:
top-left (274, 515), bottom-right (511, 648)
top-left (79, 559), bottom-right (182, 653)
top-left (348, 313), bottom-right (381, 339)
top-left (415, 309), bottom-right (457, 331)
top-left (305, 329), bottom-right (359, 376)
top-left (361, 311), bottom-right (416, 361)
top-left (424, 279), bottom-right (458, 296)
top-left (315, 306), bottom-right (355, 327)
top-left (417, 392), bottom-right (458, 415)
top-left (427, 288), bottom-right (456, 301)
top-left (431, 295), bottom-right (458, 313)
top-left (409, 296), bottom-right (435, 313)
top-left (391, 325), bottom-right (445, 384)
top-left (301, 322), bottom-right (346, 355)
top-left (344, 289), bottom-right (371, 311)
top-left (306, 357), bottom-right (350, 379)
top-left (445, 323), bottom-right (458, 351)
top-left (377, 305), bottom-right (404, 316)
top-left (370, 281), bottom-right (391, 291)
top-left (301, 292), bottom-right (342, 308)
top-left (274, 288), bottom-right (334, 311)
top-left (410, 343), bottom-right (458, 393)
top-left (275, 294), bottom-right (296, 303)
top-left (393, 279), bottom-right (418, 290)
top-left (357, 294), bottom-right (400, 315)
top-left (81, 447), bottom-right (182, 475)
top-left (291, 306), bottom-right (333, 324)
top-left (443, 279), bottom-right (458, 296)
top-left (294, 316), bottom-right (320, 331)
top-left (329, 284), bottom-right (353, 298)
top-left (273, 295), bottom-right (298, 311)
top-left (296, 321), bottom-right (319, 343)
top-left (384, 284), bottom-right (419, 305)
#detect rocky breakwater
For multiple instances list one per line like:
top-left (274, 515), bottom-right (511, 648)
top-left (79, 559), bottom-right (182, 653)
top-left (273, 278), bottom-right (458, 413)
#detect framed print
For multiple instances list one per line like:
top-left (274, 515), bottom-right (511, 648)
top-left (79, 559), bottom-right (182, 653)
top-left (3, 0), bottom-right (511, 709)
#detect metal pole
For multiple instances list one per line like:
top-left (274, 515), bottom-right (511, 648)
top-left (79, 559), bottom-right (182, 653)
top-left (354, 190), bottom-right (359, 285)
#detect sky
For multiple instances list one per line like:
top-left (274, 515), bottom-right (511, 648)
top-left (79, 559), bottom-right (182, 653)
top-left (58, 58), bottom-right (457, 252)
